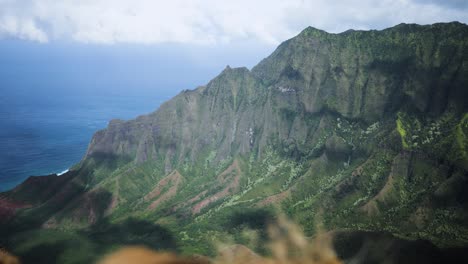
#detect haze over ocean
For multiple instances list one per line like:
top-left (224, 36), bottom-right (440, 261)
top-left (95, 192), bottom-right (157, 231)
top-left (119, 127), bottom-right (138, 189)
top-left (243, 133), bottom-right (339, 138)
top-left (0, 40), bottom-right (272, 191)
top-left (0, 93), bottom-right (169, 191)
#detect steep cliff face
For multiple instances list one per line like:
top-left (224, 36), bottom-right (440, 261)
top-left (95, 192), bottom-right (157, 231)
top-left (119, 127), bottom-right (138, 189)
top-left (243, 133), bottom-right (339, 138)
top-left (252, 23), bottom-right (468, 120)
top-left (2, 22), bottom-right (468, 260)
top-left (85, 66), bottom-right (266, 168)
top-left (86, 22), bottom-right (468, 168)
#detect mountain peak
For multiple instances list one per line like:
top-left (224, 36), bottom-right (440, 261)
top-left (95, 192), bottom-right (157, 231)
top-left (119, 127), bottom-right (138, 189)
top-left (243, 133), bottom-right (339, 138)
top-left (298, 26), bottom-right (330, 38)
top-left (221, 65), bottom-right (249, 73)
top-left (296, 21), bottom-right (468, 40)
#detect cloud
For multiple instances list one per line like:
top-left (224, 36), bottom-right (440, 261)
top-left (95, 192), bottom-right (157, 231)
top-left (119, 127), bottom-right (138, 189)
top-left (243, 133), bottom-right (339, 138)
top-left (0, 15), bottom-right (48, 42)
top-left (412, 0), bottom-right (468, 10)
top-left (0, 0), bottom-right (466, 45)
top-left (0, 0), bottom-right (48, 42)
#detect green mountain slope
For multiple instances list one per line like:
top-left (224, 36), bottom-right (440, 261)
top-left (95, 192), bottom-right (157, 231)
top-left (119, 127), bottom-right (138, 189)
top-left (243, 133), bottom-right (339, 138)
top-left (1, 22), bottom-right (468, 263)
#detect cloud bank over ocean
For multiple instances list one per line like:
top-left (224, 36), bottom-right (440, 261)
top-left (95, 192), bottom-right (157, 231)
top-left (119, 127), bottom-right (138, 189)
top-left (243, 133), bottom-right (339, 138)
top-left (0, 0), bottom-right (467, 45)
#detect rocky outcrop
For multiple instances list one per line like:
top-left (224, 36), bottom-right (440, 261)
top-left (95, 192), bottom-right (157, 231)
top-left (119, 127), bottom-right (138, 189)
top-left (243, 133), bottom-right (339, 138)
top-left (84, 23), bottom-right (468, 169)
top-left (252, 23), bottom-right (468, 121)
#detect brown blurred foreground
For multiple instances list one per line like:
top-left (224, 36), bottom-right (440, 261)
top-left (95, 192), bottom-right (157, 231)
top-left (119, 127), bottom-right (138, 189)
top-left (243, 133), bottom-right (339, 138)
top-left (97, 217), bottom-right (341, 264)
top-left (0, 249), bottom-right (20, 264)
top-left (3, 216), bottom-right (342, 264)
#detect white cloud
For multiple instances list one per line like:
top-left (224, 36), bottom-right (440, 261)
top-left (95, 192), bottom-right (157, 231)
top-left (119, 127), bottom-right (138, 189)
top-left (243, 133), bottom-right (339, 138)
top-left (0, 0), bottom-right (466, 45)
top-left (0, 13), bottom-right (48, 42)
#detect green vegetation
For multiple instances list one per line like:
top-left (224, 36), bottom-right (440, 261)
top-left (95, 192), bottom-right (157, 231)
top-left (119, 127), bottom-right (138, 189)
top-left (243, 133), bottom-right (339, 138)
top-left (396, 113), bottom-right (409, 149)
top-left (454, 113), bottom-right (468, 165)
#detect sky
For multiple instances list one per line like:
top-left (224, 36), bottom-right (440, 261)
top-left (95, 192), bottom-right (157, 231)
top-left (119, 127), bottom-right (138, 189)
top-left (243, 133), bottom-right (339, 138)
top-left (0, 0), bottom-right (467, 45)
top-left (0, 0), bottom-right (467, 96)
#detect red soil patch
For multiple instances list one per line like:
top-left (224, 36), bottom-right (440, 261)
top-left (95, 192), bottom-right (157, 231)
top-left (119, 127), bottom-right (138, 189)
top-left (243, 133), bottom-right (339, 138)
top-left (192, 160), bottom-right (242, 214)
top-left (361, 153), bottom-right (410, 216)
top-left (361, 173), bottom-right (396, 215)
top-left (216, 160), bottom-right (240, 185)
top-left (188, 190), bottom-right (208, 204)
top-left (172, 190), bottom-right (208, 212)
top-left (70, 190), bottom-right (105, 224)
top-left (257, 190), bottom-right (291, 207)
top-left (42, 187), bottom-right (111, 227)
top-left (7, 174), bottom-right (74, 207)
top-left (40, 175), bottom-right (89, 214)
top-left (0, 198), bottom-right (31, 222)
top-left (147, 170), bottom-right (184, 210)
top-left (105, 179), bottom-right (120, 216)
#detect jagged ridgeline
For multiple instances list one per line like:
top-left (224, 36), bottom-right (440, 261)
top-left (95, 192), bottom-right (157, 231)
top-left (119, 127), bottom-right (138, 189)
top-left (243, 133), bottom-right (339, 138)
top-left (1, 22), bottom-right (468, 262)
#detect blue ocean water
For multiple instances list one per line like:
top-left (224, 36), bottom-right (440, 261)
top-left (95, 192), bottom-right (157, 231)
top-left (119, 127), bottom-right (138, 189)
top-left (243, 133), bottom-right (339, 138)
top-left (0, 39), bottom-right (273, 192)
top-left (0, 93), bottom-right (171, 191)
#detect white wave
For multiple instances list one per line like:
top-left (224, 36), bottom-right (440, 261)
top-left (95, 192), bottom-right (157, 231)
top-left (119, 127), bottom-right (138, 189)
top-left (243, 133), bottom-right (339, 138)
top-left (57, 169), bottom-right (69, 176)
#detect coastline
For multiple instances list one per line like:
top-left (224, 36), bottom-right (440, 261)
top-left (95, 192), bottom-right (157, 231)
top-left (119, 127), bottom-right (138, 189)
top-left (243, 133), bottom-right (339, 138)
top-left (57, 169), bottom-right (69, 176)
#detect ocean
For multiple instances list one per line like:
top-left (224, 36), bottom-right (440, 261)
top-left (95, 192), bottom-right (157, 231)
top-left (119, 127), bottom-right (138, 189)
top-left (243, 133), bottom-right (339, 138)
top-left (0, 92), bottom-right (173, 192)
top-left (0, 39), bottom-right (272, 192)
